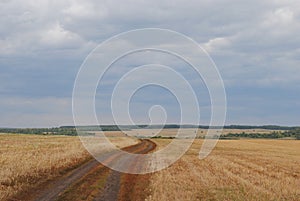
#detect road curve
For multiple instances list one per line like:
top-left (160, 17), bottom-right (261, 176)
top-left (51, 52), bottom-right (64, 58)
top-left (15, 139), bottom-right (156, 201)
top-left (95, 139), bottom-right (156, 201)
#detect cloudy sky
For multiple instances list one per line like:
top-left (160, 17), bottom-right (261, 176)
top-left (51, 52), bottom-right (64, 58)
top-left (1, 0), bottom-right (300, 127)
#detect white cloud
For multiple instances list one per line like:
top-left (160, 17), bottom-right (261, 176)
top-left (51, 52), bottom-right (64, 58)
top-left (63, 1), bottom-right (107, 19)
top-left (40, 22), bottom-right (84, 47)
top-left (203, 37), bottom-right (231, 53)
top-left (260, 7), bottom-right (299, 38)
top-left (263, 7), bottom-right (294, 26)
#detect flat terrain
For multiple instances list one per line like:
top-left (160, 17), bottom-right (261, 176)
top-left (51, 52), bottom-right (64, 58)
top-left (1, 131), bottom-right (299, 201)
top-left (127, 128), bottom-right (281, 138)
top-left (0, 133), bottom-right (137, 201)
top-left (147, 139), bottom-right (300, 201)
top-left (24, 139), bottom-right (155, 201)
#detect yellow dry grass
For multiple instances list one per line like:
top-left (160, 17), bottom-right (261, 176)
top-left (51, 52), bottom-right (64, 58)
top-left (147, 139), bottom-right (300, 201)
top-left (0, 133), bottom-right (137, 201)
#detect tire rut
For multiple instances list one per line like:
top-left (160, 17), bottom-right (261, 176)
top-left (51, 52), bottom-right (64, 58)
top-left (15, 139), bottom-right (156, 201)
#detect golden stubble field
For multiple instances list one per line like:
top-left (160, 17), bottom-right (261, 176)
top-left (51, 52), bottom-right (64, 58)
top-left (0, 133), bottom-right (137, 200)
top-left (147, 139), bottom-right (300, 201)
top-left (1, 130), bottom-right (299, 201)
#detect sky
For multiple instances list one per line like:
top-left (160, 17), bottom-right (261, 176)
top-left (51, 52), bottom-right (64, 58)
top-left (0, 0), bottom-right (300, 127)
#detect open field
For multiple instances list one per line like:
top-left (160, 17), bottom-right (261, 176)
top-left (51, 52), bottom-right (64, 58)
top-left (147, 139), bottom-right (300, 201)
top-left (1, 131), bottom-right (299, 201)
top-left (0, 133), bottom-right (137, 201)
top-left (127, 128), bottom-right (282, 138)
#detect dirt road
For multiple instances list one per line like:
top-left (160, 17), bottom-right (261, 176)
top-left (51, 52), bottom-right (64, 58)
top-left (13, 139), bottom-right (156, 201)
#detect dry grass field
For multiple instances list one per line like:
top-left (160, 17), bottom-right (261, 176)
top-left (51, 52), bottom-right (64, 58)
top-left (0, 133), bottom-right (137, 201)
top-left (1, 130), bottom-right (299, 201)
top-left (147, 139), bottom-right (300, 201)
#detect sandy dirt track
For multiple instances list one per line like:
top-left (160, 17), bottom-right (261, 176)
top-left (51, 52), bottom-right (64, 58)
top-left (12, 139), bottom-right (156, 201)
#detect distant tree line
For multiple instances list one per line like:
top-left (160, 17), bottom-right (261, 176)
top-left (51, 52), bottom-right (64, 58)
top-left (0, 125), bottom-right (299, 138)
top-left (0, 126), bottom-right (124, 136)
top-left (220, 125), bottom-right (296, 130)
top-left (220, 129), bottom-right (300, 140)
top-left (0, 127), bottom-right (78, 136)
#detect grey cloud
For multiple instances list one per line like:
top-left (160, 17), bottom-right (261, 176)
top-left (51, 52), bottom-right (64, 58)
top-left (1, 0), bottom-right (300, 126)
